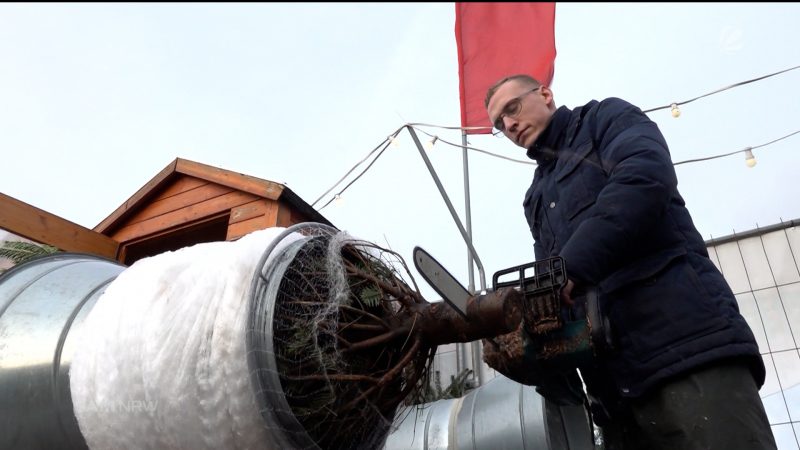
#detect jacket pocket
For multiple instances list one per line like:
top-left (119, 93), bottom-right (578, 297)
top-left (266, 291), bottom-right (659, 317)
top-left (606, 255), bottom-right (729, 364)
top-left (555, 141), bottom-right (607, 221)
top-left (556, 140), bottom-right (596, 182)
top-left (600, 247), bottom-right (686, 293)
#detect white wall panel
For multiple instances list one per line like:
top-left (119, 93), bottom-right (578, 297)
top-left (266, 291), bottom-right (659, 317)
top-left (763, 231), bottom-right (800, 285)
top-left (763, 354), bottom-right (791, 424)
top-left (715, 241), bottom-right (752, 294)
top-left (740, 236), bottom-right (778, 290)
top-left (738, 292), bottom-right (769, 354)
top-left (432, 348), bottom-right (458, 392)
top-left (786, 227), bottom-right (800, 267)
top-left (773, 423), bottom-right (799, 450)
top-left (779, 283), bottom-right (800, 349)
top-left (707, 245), bottom-right (722, 272)
top-left (756, 288), bottom-right (796, 352)
top-left (773, 350), bottom-right (800, 422)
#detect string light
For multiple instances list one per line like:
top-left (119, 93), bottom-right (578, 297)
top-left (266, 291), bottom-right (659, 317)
top-left (744, 147), bottom-right (757, 168)
top-left (411, 126), bottom-right (535, 165)
top-left (672, 130), bottom-right (798, 166)
top-left (670, 103), bottom-right (681, 118)
top-left (313, 64), bottom-right (800, 211)
top-left (424, 136), bottom-right (438, 151)
top-left (643, 63), bottom-right (800, 114)
top-left (316, 137), bottom-right (395, 211)
top-left (316, 124), bottom-right (799, 211)
top-left (310, 126), bottom-right (402, 208)
top-left (334, 194), bottom-right (345, 205)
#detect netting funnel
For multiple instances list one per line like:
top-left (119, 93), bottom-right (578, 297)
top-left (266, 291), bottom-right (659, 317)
top-left (247, 222), bottom-right (435, 450)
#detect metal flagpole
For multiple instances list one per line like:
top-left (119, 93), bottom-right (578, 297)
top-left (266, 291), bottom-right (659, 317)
top-left (458, 132), bottom-right (471, 383)
top-left (406, 126), bottom-right (487, 387)
top-left (462, 131), bottom-right (485, 387)
top-left (406, 127), bottom-right (486, 290)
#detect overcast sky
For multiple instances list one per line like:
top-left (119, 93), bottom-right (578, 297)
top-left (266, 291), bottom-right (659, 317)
top-left (2, 3), bottom-right (799, 299)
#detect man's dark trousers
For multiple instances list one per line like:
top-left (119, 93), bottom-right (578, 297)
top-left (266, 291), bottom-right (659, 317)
top-left (591, 359), bottom-right (777, 450)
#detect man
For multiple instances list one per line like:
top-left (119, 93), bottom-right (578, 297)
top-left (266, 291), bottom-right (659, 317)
top-left (482, 74), bottom-right (777, 449)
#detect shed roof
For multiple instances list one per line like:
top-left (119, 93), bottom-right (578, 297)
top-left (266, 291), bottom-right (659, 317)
top-left (94, 158), bottom-right (332, 234)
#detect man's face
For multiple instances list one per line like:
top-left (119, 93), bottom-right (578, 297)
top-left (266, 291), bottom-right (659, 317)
top-left (486, 80), bottom-right (554, 149)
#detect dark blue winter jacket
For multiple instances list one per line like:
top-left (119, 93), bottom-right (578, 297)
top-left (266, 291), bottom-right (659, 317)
top-left (523, 97), bottom-right (765, 398)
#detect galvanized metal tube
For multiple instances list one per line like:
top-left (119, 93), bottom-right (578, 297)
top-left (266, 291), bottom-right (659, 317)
top-left (382, 375), bottom-right (594, 450)
top-left (0, 254), bottom-right (125, 450)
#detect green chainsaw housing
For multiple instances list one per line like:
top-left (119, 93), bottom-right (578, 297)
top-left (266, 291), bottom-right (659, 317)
top-left (493, 257), bottom-right (612, 370)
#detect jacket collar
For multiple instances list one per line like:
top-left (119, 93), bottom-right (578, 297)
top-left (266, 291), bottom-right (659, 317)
top-left (527, 105), bottom-right (572, 163)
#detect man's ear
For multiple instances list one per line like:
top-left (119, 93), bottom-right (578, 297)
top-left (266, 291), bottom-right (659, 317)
top-left (541, 86), bottom-right (554, 106)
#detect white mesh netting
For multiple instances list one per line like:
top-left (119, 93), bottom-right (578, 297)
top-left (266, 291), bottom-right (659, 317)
top-left (69, 227), bottom-right (296, 450)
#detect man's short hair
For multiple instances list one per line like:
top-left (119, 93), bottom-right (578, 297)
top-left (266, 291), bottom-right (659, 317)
top-left (484, 74), bottom-right (542, 108)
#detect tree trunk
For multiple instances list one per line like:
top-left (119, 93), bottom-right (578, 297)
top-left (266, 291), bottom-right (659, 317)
top-left (416, 288), bottom-right (523, 345)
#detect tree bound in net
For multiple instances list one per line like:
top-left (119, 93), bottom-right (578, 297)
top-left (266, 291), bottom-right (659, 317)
top-left (248, 224), bottom-right (524, 450)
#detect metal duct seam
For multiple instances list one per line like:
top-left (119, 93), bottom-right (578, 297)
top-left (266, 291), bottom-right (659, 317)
top-left (448, 395), bottom-right (465, 450)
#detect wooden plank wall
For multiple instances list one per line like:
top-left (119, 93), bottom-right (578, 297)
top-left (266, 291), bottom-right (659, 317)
top-left (226, 199), bottom-right (278, 240)
top-left (276, 201), bottom-right (311, 228)
top-left (109, 175), bottom-right (263, 244)
top-left (0, 192), bottom-right (119, 258)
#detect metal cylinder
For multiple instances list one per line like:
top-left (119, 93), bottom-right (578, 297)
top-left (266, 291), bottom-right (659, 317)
top-left (382, 375), bottom-right (594, 450)
top-left (0, 253), bottom-right (125, 450)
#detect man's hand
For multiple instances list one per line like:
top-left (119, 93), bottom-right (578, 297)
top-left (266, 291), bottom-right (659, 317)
top-left (482, 325), bottom-right (585, 406)
top-left (482, 326), bottom-right (525, 375)
top-left (482, 324), bottom-right (541, 386)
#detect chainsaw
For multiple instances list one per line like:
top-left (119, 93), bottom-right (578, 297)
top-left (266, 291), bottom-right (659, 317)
top-left (413, 247), bottom-right (613, 369)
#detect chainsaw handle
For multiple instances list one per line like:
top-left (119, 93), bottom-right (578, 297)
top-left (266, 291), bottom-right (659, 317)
top-left (585, 287), bottom-right (615, 354)
top-left (492, 256), bottom-right (567, 294)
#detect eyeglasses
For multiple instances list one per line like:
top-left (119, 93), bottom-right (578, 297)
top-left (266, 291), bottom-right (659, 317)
top-left (491, 86), bottom-right (541, 135)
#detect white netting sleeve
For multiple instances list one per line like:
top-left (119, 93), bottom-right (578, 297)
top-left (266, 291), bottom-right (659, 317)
top-left (69, 227), bottom-right (297, 450)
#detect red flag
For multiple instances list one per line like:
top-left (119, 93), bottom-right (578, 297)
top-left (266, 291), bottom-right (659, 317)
top-left (455, 3), bottom-right (556, 134)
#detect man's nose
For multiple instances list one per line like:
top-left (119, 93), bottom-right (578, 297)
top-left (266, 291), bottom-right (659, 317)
top-left (503, 116), bottom-right (518, 132)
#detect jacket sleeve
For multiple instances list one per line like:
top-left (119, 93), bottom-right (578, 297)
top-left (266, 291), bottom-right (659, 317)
top-left (558, 98), bottom-right (678, 286)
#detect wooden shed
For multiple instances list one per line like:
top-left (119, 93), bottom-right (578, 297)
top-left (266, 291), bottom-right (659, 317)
top-left (0, 158), bottom-right (333, 266)
top-left (94, 158), bottom-right (333, 265)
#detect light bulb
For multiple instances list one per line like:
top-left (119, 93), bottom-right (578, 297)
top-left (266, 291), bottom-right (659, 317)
top-left (424, 136), bottom-right (438, 151)
top-left (744, 148), bottom-right (757, 168)
top-left (670, 103), bottom-right (681, 118)
top-left (388, 135), bottom-right (400, 148)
